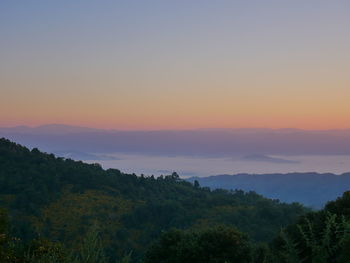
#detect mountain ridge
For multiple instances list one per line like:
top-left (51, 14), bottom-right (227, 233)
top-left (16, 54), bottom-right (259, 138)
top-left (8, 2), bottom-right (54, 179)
top-left (187, 172), bottom-right (350, 208)
top-left (2, 125), bottom-right (350, 157)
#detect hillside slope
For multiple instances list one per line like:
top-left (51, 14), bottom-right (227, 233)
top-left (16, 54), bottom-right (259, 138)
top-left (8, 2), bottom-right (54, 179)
top-left (0, 138), bottom-right (307, 261)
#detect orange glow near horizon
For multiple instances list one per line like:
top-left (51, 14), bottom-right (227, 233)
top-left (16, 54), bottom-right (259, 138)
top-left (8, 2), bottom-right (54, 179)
top-left (2, 113), bottom-right (350, 131)
top-left (1, 1), bottom-right (350, 131)
top-left (1, 69), bottom-right (350, 130)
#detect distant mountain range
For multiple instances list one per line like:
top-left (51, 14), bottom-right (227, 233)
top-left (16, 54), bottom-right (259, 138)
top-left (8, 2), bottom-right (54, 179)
top-left (1, 124), bottom-right (350, 157)
top-left (187, 173), bottom-right (350, 208)
top-left (0, 124), bottom-right (104, 134)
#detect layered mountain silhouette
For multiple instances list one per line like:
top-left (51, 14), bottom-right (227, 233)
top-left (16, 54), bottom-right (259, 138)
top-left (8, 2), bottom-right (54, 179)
top-left (188, 172), bottom-right (350, 208)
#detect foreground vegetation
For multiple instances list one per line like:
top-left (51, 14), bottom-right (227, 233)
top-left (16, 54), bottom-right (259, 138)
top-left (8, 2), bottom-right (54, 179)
top-left (1, 138), bottom-right (350, 262)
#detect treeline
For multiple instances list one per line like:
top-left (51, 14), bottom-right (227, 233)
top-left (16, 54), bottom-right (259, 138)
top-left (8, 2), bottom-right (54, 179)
top-left (2, 192), bottom-right (350, 262)
top-left (1, 137), bottom-right (342, 262)
top-left (1, 214), bottom-right (131, 263)
top-left (146, 191), bottom-right (350, 262)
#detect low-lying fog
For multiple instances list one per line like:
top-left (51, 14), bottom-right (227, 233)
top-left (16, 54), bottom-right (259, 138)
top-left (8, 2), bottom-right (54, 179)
top-left (4, 125), bottom-right (350, 177)
top-left (86, 154), bottom-right (350, 177)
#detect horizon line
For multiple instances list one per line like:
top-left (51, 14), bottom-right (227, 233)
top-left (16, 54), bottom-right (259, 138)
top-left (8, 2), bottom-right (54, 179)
top-left (1, 123), bottom-right (350, 132)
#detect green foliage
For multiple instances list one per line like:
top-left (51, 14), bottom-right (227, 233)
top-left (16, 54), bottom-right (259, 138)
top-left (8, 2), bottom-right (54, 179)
top-left (1, 220), bottom-right (130, 263)
top-left (324, 191), bottom-right (350, 217)
top-left (250, 243), bottom-right (276, 263)
top-left (0, 138), bottom-right (309, 262)
top-left (278, 230), bottom-right (299, 263)
top-left (0, 208), bottom-right (21, 262)
top-left (272, 209), bottom-right (350, 262)
top-left (145, 226), bottom-right (251, 263)
top-left (117, 252), bottom-right (132, 263)
top-left (25, 238), bottom-right (69, 263)
top-left (73, 224), bottom-right (108, 263)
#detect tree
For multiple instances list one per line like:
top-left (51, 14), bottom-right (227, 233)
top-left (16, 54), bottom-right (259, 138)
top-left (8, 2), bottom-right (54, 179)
top-left (194, 180), bottom-right (200, 188)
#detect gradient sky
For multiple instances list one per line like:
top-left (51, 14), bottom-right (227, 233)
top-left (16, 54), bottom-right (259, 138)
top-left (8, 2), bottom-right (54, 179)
top-left (1, 0), bottom-right (350, 130)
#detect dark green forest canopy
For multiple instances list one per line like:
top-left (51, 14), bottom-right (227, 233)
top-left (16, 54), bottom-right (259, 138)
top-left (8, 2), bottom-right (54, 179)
top-left (0, 138), bottom-right (308, 261)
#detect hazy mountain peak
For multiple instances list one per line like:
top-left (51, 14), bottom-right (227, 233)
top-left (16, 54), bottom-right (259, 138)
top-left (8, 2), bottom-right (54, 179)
top-left (0, 123), bottom-right (103, 134)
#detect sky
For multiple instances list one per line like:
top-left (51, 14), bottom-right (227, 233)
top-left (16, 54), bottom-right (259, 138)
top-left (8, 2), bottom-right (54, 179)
top-left (1, 0), bottom-right (350, 130)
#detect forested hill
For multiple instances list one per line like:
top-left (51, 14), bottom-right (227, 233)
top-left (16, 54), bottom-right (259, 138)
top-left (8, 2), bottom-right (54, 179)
top-left (0, 138), bottom-right (307, 261)
top-left (187, 172), bottom-right (350, 208)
